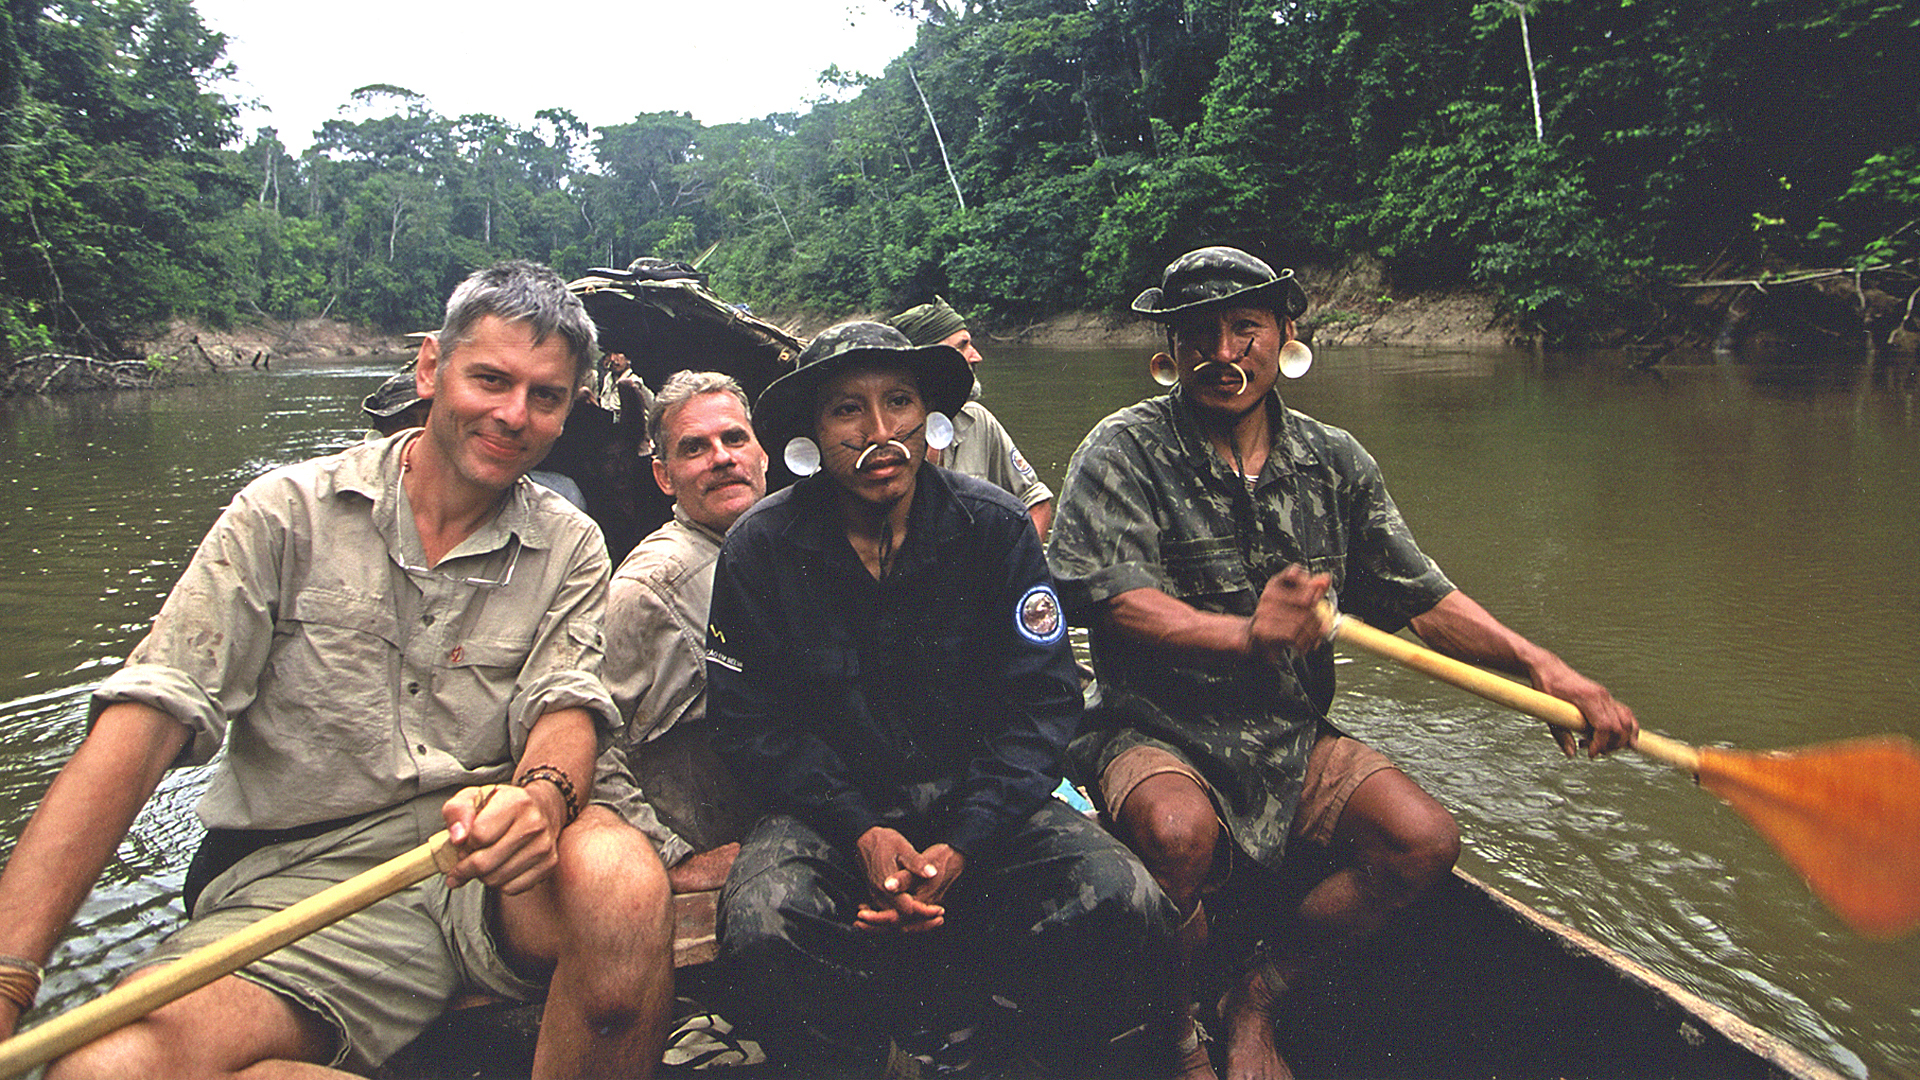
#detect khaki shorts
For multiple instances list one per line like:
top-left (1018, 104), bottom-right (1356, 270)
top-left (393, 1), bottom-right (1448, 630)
top-left (138, 789), bottom-right (542, 1073)
top-left (1101, 731), bottom-right (1398, 866)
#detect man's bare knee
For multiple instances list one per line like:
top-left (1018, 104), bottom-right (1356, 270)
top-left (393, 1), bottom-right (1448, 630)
top-left (1117, 773), bottom-right (1219, 903)
top-left (1365, 801), bottom-right (1460, 902)
top-left (1337, 770), bottom-right (1461, 903)
top-left (563, 808), bottom-right (672, 921)
top-left (1399, 807), bottom-right (1461, 890)
top-left (501, 809), bottom-right (673, 979)
top-left (46, 1026), bottom-right (168, 1080)
top-left (560, 811), bottom-right (673, 978)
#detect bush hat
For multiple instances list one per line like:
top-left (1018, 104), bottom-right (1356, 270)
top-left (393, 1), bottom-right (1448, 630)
top-left (754, 321), bottom-right (973, 452)
top-left (361, 369), bottom-right (424, 419)
top-left (1131, 246), bottom-right (1309, 323)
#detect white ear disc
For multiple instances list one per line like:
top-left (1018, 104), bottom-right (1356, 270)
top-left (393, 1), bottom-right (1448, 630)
top-left (1279, 340), bottom-right (1313, 379)
top-left (925, 412), bottom-right (955, 451)
top-left (783, 437), bottom-right (821, 477)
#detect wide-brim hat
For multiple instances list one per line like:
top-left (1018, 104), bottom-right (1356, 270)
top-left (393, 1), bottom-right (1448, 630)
top-left (753, 321), bottom-right (973, 452)
top-left (1131, 246), bottom-right (1309, 323)
top-left (361, 368), bottom-right (424, 419)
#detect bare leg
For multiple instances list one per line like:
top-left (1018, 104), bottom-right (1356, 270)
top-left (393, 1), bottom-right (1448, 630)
top-left (47, 969), bottom-right (346, 1079)
top-left (1219, 963), bottom-right (1291, 1080)
top-left (498, 805), bottom-right (675, 1080)
top-left (1285, 767), bottom-right (1459, 976)
top-left (1222, 768), bottom-right (1460, 1080)
top-left (1114, 772), bottom-right (1223, 1080)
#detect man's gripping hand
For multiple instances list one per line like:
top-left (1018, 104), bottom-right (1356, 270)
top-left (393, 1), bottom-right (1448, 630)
top-left (1248, 564), bottom-right (1333, 665)
top-left (441, 783), bottom-right (565, 894)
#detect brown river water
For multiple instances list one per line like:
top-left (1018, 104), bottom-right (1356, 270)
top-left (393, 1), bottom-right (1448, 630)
top-left (1, 344), bottom-right (1916, 1076)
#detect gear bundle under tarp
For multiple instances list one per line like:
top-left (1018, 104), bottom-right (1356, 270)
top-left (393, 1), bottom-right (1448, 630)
top-left (569, 259), bottom-right (800, 406)
top-left (561, 259), bottom-right (802, 561)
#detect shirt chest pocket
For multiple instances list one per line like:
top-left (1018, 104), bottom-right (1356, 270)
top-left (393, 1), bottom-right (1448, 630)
top-left (1160, 536), bottom-right (1251, 605)
top-left (263, 587), bottom-right (403, 751)
top-left (434, 625), bottom-right (536, 750)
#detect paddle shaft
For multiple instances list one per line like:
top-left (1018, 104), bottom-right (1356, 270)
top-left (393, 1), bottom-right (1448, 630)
top-left (1329, 614), bottom-right (1700, 772)
top-left (0, 831), bottom-right (457, 1079)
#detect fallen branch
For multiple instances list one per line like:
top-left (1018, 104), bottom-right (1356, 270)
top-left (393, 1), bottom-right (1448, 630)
top-left (1678, 262), bottom-right (1911, 290)
top-left (4, 353), bottom-right (162, 396)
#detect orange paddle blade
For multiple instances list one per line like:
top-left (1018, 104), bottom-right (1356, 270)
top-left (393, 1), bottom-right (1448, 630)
top-left (1696, 736), bottom-right (1920, 940)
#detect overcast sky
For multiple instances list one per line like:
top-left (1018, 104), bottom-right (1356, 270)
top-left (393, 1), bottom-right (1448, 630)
top-left (193, 0), bottom-right (924, 150)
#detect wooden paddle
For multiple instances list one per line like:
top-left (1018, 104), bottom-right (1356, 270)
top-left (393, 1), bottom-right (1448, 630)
top-left (1328, 611), bottom-right (1920, 941)
top-left (0, 831), bottom-right (459, 1079)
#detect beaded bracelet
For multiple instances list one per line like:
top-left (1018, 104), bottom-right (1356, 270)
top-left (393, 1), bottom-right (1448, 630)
top-left (516, 764), bottom-right (580, 825)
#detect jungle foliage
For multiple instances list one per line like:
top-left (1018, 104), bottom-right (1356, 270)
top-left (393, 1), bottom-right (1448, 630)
top-left (3, 0), bottom-right (1916, 357)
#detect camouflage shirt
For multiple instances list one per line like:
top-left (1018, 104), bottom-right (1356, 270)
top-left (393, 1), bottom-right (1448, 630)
top-left (1047, 389), bottom-right (1454, 867)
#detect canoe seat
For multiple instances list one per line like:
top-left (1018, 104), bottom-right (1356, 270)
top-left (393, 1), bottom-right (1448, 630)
top-left (672, 888), bottom-right (719, 968)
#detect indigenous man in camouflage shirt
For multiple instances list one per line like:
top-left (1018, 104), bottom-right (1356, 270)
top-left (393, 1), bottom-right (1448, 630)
top-left (1047, 246), bottom-right (1640, 1080)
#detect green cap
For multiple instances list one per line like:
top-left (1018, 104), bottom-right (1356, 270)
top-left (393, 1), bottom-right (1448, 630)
top-left (887, 296), bottom-right (968, 346)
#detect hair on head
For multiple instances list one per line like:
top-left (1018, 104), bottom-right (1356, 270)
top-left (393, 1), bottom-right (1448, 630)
top-left (649, 370), bottom-right (752, 453)
top-left (437, 260), bottom-right (598, 385)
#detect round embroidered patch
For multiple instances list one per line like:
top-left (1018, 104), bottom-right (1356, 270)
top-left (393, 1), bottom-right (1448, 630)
top-left (1009, 446), bottom-right (1039, 484)
top-left (1016, 584), bottom-right (1065, 645)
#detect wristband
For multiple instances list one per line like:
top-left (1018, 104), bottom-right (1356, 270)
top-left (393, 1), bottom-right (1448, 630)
top-left (516, 764), bottom-right (580, 825)
top-left (0, 954), bottom-right (43, 1015)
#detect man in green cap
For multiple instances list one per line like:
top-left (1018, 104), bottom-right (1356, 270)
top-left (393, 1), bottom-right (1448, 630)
top-left (888, 296), bottom-right (1053, 537)
top-left (1047, 246), bottom-right (1640, 1079)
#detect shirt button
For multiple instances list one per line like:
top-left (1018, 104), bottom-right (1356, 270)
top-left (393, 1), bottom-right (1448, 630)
top-left (416, 744), bottom-right (427, 754)
top-left (422, 614), bottom-right (436, 626)
top-left (407, 682), bottom-right (420, 695)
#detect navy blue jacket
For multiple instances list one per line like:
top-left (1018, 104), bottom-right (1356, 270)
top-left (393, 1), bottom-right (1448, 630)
top-left (705, 465), bottom-right (1079, 858)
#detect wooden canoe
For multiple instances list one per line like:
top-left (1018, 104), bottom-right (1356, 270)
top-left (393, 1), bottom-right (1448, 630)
top-left (380, 867), bottom-right (1842, 1079)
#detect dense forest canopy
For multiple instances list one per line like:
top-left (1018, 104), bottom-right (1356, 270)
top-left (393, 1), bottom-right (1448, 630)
top-left (2, 0), bottom-right (1916, 357)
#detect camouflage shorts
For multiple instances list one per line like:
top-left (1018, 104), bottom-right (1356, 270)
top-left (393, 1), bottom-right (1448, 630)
top-left (716, 800), bottom-right (1177, 1068)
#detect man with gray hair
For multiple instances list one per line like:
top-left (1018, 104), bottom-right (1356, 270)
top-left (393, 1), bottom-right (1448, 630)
top-left (597, 370), bottom-right (769, 893)
top-left (0, 260), bottom-right (676, 1078)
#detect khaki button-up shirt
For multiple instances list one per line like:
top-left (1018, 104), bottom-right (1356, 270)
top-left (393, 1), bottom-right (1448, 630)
top-left (93, 433), bottom-right (619, 831)
top-left (603, 506), bottom-right (724, 747)
top-left (945, 401), bottom-right (1052, 510)
top-left (592, 506), bottom-right (726, 866)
